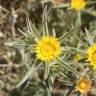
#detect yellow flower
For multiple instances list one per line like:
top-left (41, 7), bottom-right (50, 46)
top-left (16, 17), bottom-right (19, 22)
top-left (35, 36), bottom-right (61, 62)
top-left (87, 44), bottom-right (96, 69)
top-left (76, 77), bottom-right (91, 94)
top-left (71, 0), bottom-right (86, 11)
top-left (73, 54), bottom-right (81, 61)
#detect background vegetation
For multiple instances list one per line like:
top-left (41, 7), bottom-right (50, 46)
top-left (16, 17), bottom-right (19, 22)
top-left (0, 0), bottom-right (96, 96)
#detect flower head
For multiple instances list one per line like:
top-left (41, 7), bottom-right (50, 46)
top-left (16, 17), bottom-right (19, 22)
top-left (35, 36), bottom-right (61, 62)
top-left (73, 54), bottom-right (81, 61)
top-left (87, 44), bottom-right (96, 69)
top-left (76, 77), bottom-right (91, 94)
top-left (71, 0), bottom-right (86, 11)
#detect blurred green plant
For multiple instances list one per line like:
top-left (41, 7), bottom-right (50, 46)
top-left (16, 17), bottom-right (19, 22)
top-left (1, 0), bottom-right (96, 96)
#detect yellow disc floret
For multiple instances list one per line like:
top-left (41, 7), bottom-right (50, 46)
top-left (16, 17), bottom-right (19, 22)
top-left (87, 44), bottom-right (96, 69)
top-left (71, 0), bottom-right (86, 11)
top-left (35, 36), bottom-right (61, 62)
top-left (76, 77), bottom-right (91, 94)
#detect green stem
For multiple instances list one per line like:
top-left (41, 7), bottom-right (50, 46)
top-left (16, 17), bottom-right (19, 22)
top-left (77, 11), bottom-right (81, 26)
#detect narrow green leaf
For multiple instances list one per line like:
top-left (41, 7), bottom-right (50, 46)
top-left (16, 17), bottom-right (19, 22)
top-left (85, 28), bottom-right (94, 46)
top-left (59, 25), bottom-right (79, 42)
top-left (16, 62), bottom-right (42, 88)
top-left (53, 3), bottom-right (70, 9)
top-left (83, 8), bottom-right (96, 17)
top-left (57, 58), bottom-right (82, 77)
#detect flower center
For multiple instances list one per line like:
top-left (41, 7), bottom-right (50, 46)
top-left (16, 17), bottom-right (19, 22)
top-left (35, 36), bottom-right (61, 61)
top-left (41, 42), bottom-right (56, 56)
top-left (79, 82), bottom-right (87, 89)
top-left (71, 0), bottom-right (86, 10)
